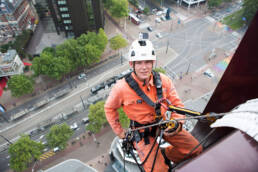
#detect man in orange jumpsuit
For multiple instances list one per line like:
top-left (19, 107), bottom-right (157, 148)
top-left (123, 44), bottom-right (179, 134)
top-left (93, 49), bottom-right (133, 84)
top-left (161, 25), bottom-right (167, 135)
top-left (105, 38), bottom-right (202, 172)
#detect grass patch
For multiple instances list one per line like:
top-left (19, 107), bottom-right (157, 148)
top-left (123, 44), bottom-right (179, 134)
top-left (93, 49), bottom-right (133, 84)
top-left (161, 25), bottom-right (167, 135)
top-left (222, 9), bottom-right (245, 30)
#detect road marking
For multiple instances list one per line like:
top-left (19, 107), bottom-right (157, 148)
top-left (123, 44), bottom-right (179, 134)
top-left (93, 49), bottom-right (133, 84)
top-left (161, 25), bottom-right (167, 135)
top-left (40, 151), bottom-right (55, 161)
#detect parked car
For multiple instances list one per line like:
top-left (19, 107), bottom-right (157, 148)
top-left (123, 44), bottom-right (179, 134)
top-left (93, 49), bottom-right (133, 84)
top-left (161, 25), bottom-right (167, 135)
top-left (70, 122), bottom-right (78, 130)
top-left (117, 69), bottom-right (133, 79)
top-left (104, 77), bottom-right (116, 87)
top-left (155, 17), bottom-right (161, 23)
top-left (90, 82), bottom-right (105, 94)
top-left (155, 33), bottom-right (162, 38)
top-left (53, 147), bottom-right (60, 152)
top-left (82, 117), bottom-right (89, 124)
top-left (78, 73), bottom-right (87, 80)
top-left (147, 26), bottom-right (153, 32)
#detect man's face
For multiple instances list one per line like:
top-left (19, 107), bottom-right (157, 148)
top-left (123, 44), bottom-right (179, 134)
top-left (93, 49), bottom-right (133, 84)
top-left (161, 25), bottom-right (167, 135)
top-left (130, 60), bottom-right (154, 81)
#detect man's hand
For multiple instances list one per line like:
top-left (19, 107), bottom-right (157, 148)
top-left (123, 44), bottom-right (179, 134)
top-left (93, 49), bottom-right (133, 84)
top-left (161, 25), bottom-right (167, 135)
top-left (118, 129), bottom-right (126, 139)
top-left (163, 121), bottom-right (182, 137)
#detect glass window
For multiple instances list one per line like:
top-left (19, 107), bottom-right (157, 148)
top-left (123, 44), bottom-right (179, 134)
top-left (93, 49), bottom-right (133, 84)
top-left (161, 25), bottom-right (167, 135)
top-left (57, 0), bottom-right (66, 5)
top-left (61, 14), bottom-right (70, 18)
top-left (63, 20), bottom-right (71, 24)
top-left (59, 7), bottom-right (68, 12)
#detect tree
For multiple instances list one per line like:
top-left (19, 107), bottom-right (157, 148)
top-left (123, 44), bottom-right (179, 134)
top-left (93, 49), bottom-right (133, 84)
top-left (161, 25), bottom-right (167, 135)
top-left (56, 39), bottom-right (83, 69)
top-left (46, 123), bottom-right (73, 150)
top-left (84, 44), bottom-right (102, 66)
top-left (7, 75), bottom-right (34, 97)
top-left (103, 0), bottom-right (114, 9)
top-left (109, 34), bottom-right (128, 51)
top-left (143, 7), bottom-right (150, 15)
top-left (32, 52), bottom-right (71, 79)
top-left (96, 28), bottom-right (108, 52)
top-left (109, 0), bottom-right (129, 18)
top-left (153, 67), bottom-right (166, 74)
top-left (86, 101), bottom-right (107, 133)
top-left (129, 0), bottom-right (139, 7)
top-left (42, 47), bottom-right (56, 56)
top-left (8, 135), bottom-right (44, 172)
top-left (86, 101), bottom-right (130, 133)
top-left (208, 0), bottom-right (222, 9)
top-left (243, 0), bottom-right (258, 23)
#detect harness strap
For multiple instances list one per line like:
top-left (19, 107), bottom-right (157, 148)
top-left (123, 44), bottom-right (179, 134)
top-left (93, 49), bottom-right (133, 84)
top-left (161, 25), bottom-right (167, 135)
top-left (125, 71), bottom-right (163, 117)
top-left (125, 71), bottom-right (163, 145)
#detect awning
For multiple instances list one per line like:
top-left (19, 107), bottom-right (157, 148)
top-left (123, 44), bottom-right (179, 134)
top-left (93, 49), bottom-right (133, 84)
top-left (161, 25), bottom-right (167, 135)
top-left (23, 62), bottom-right (32, 66)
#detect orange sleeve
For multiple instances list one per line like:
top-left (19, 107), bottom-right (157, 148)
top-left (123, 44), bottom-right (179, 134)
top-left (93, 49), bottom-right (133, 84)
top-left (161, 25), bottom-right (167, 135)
top-left (104, 81), bottom-right (124, 136)
top-left (162, 74), bottom-right (185, 120)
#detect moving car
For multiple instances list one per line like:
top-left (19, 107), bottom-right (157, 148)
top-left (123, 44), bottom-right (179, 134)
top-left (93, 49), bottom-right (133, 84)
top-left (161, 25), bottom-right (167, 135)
top-left (78, 73), bottom-right (87, 80)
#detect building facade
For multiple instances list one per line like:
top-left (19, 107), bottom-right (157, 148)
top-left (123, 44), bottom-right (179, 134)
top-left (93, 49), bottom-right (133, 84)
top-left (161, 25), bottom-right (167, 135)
top-left (0, 49), bottom-right (24, 77)
top-left (47, 0), bottom-right (104, 38)
top-left (0, 0), bottom-right (38, 40)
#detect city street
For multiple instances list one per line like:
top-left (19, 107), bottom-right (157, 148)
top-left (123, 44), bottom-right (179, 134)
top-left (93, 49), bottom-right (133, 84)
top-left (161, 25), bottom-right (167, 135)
top-left (0, 3), bottom-right (244, 172)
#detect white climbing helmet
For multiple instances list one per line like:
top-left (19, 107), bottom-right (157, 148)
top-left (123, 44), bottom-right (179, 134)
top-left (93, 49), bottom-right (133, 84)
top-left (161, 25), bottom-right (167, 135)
top-left (129, 39), bottom-right (156, 61)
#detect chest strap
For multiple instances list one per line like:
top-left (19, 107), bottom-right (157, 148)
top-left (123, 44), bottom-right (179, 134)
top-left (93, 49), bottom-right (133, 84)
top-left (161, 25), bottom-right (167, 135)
top-left (125, 71), bottom-right (163, 120)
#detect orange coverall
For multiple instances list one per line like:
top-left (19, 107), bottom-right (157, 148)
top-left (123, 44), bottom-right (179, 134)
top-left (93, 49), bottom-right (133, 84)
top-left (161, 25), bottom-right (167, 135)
top-left (105, 72), bottom-right (202, 172)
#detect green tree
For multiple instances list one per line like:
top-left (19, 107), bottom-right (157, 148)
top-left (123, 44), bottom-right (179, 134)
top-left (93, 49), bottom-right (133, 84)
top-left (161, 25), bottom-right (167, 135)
top-left (32, 52), bottom-right (71, 79)
top-left (7, 75), bottom-right (34, 97)
top-left (143, 7), bottom-right (150, 15)
top-left (8, 135), bottom-right (44, 172)
top-left (86, 101), bottom-right (130, 133)
top-left (208, 0), bottom-right (223, 9)
top-left (42, 47), bottom-right (56, 56)
top-left (109, 0), bottom-right (129, 18)
top-left (12, 30), bottom-right (33, 58)
top-left (153, 67), bottom-right (166, 74)
top-left (243, 0), bottom-right (258, 23)
top-left (84, 44), bottom-right (102, 66)
top-left (109, 34), bottom-right (128, 51)
top-left (96, 28), bottom-right (108, 52)
top-left (56, 39), bottom-right (83, 69)
top-left (0, 42), bottom-right (13, 53)
top-left (129, 0), bottom-right (138, 7)
top-left (86, 101), bottom-right (107, 133)
top-left (103, 0), bottom-right (114, 9)
top-left (46, 123), bottom-right (73, 150)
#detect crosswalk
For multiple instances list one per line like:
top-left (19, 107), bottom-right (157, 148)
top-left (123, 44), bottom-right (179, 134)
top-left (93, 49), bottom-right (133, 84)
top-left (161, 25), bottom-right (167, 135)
top-left (40, 151), bottom-right (55, 161)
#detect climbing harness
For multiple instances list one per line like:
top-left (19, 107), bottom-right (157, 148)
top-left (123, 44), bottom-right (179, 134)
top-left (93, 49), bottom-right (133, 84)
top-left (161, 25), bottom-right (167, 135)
top-left (122, 71), bottom-right (226, 172)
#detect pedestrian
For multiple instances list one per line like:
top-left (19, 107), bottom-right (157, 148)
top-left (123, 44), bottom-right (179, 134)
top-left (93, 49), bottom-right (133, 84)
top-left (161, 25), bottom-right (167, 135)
top-left (105, 38), bottom-right (202, 172)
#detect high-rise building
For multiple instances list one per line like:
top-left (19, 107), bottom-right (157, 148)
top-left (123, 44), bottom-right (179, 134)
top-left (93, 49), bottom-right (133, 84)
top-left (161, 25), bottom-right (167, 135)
top-left (47, 0), bottom-right (104, 38)
top-left (0, 0), bottom-right (38, 39)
